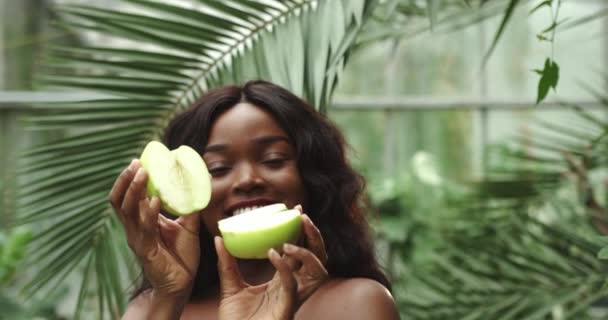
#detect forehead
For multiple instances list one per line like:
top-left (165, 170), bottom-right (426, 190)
top-left (207, 102), bottom-right (288, 143)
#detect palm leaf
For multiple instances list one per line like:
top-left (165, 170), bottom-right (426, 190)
top-left (398, 94), bottom-right (608, 318)
top-left (16, 0), bottom-right (377, 317)
top-left (356, 0), bottom-right (533, 48)
top-left (400, 214), bottom-right (608, 319)
top-left (471, 97), bottom-right (608, 214)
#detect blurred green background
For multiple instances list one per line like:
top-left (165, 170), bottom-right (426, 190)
top-left (1, 0), bottom-right (608, 319)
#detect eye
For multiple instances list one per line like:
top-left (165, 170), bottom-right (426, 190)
top-left (209, 165), bottom-right (231, 177)
top-left (262, 155), bottom-right (288, 168)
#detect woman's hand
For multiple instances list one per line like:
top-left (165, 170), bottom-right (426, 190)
top-left (109, 159), bottom-right (201, 302)
top-left (216, 206), bottom-right (329, 320)
top-left (288, 209), bottom-right (329, 307)
top-left (216, 237), bottom-right (297, 320)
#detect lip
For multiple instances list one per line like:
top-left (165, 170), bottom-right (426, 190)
top-left (225, 198), bottom-right (280, 216)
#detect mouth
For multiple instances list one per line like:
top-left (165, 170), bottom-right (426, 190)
top-left (226, 198), bottom-right (279, 217)
top-left (232, 205), bottom-right (265, 216)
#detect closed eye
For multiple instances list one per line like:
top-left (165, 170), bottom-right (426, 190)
top-left (209, 166), bottom-right (231, 177)
top-left (262, 157), bottom-right (288, 168)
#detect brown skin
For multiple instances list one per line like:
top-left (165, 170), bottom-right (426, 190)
top-left (110, 103), bottom-right (399, 319)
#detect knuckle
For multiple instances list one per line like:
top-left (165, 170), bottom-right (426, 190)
top-left (142, 248), bottom-right (158, 262)
top-left (129, 178), bottom-right (143, 190)
top-left (168, 272), bottom-right (194, 292)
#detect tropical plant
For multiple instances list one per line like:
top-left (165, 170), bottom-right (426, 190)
top-left (0, 227), bottom-right (66, 320)
top-left (368, 91), bottom-right (608, 318)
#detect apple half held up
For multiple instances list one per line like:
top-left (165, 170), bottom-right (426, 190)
top-left (140, 141), bottom-right (211, 216)
top-left (218, 204), bottom-right (302, 259)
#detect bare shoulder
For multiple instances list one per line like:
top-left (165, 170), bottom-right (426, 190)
top-left (296, 278), bottom-right (401, 320)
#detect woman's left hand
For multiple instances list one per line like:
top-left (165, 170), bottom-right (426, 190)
top-left (215, 236), bottom-right (297, 320)
top-left (287, 208), bottom-right (329, 307)
top-left (215, 208), bottom-right (329, 320)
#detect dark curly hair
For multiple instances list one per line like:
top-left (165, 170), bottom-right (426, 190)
top-left (133, 80), bottom-right (390, 299)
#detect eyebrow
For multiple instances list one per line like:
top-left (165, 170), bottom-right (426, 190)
top-left (203, 135), bottom-right (290, 154)
top-left (252, 135), bottom-right (290, 145)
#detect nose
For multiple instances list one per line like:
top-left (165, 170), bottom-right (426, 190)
top-left (231, 162), bottom-right (265, 194)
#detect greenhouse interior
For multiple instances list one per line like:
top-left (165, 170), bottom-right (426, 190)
top-left (1, 0), bottom-right (608, 319)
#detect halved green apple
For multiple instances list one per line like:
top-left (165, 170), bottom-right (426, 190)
top-left (140, 141), bottom-right (211, 216)
top-left (218, 204), bottom-right (302, 259)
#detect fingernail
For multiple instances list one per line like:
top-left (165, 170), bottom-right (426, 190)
top-left (127, 159), bottom-right (137, 171)
top-left (283, 243), bottom-right (296, 253)
top-left (134, 168), bottom-right (144, 181)
top-left (269, 248), bottom-right (279, 259)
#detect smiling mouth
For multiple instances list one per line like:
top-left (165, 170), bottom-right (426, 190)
top-left (232, 206), bottom-right (264, 216)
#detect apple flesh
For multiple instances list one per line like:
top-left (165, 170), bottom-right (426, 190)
top-left (218, 204), bottom-right (302, 259)
top-left (140, 141), bottom-right (211, 216)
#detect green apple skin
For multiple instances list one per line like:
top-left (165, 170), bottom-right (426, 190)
top-left (140, 141), bottom-right (211, 216)
top-left (220, 209), bottom-right (302, 259)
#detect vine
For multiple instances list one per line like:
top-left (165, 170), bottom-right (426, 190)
top-left (530, 0), bottom-right (563, 104)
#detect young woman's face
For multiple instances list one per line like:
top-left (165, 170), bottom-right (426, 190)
top-left (200, 102), bottom-right (307, 236)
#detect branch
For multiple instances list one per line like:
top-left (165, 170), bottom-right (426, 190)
top-left (563, 150), bottom-right (608, 235)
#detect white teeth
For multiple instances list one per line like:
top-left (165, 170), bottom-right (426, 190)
top-left (232, 206), bottom-right (261, 216)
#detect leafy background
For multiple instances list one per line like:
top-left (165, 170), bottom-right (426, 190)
top-left (1, 0), bottom-right (607, 319)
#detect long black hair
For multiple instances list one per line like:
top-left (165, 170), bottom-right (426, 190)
top-left (132, 80), bottom-right (390, 299)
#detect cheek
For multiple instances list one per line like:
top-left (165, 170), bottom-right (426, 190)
top-left (269, 166), bottom-right (306, 205)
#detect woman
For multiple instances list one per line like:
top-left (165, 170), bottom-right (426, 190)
top-left (109, 80), bottom-right (400, 319)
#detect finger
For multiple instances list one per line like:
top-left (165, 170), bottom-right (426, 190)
top-left (282, 253), bottom-right (302, 272)
top-left (269, 249), bottom-right (297, 314)
top-left (109, 159), bottom-right (139, 221)
top-left (215, 236), bottom-right (244, 297)
top-left (141, 196), bottom-right (160, 239)
top-left (121, 167), bottom-right (147, 225)
top-left (173, 213), bottom-right (201, 272)
top-left (137, 196), bottom-right (160, 259)
top-left (301, 214), bottom-right (328, 265)
top-left (175, 211), bottom-right (201, 235)
top-left (137, 179), bottom-right (152, 226)
top-left (283, 243), bottom-right (327, 276)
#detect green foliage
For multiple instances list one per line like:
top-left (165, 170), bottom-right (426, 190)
top-left (483, 0), bottom-right (521, 65)
top-left (0, 227), bottom-right (32, 284)
top-left (0, 227), bottom-right (66, 320)
top-left (534, 58), bottom-right (559, 104)
top-left (368, 88), bottom-right (608, 318)
top-left (530, 0), bottom-right (563, 104)
top-left (358, 0), bottom-right (530, 46)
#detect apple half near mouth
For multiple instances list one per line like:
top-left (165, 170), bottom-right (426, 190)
top-left (218, 204), bottom-right (302, 259)
top-left (140, 141), bottom-right (211, 216)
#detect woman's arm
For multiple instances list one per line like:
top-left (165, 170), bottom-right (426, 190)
top-left (109, 160), bottom-right (201, 319)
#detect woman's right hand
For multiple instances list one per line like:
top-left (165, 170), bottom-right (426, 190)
top-left (109, 159), bottom-right (201, 301)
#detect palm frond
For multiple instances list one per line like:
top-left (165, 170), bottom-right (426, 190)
top-left (471, 97), bottom-right (608, 215)
top-left (356, 0), bottom-right (534, 47)
top-left (400, 214), bottom-right (608, 319)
